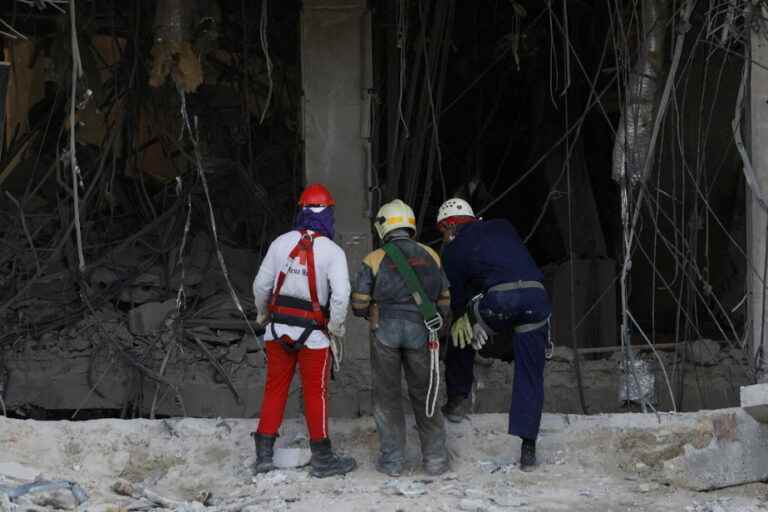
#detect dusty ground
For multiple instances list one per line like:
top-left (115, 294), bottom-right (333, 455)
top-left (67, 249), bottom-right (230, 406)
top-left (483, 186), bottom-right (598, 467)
top-left (1, 411), bottom-right (767, 511)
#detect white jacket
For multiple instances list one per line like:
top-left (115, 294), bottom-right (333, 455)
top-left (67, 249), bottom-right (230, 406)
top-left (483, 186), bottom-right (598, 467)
top-left (253, 230), bottom-right (350, 349)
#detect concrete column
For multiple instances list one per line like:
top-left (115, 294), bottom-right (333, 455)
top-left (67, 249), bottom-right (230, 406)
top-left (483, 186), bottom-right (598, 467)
top-left (749, 15), bottom-right (768, 381)
top-left (301, 0), bottom-right (374, 413)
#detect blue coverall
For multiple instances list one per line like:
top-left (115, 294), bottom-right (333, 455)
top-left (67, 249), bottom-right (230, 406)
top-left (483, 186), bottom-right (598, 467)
top-left (442, 219), bottom-right (551, 440)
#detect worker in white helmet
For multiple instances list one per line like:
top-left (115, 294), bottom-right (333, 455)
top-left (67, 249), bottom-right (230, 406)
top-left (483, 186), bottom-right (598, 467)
top-left (351, 199), bottom-right (451, 477)
top-left (436, 198), bottom-right (551, 471)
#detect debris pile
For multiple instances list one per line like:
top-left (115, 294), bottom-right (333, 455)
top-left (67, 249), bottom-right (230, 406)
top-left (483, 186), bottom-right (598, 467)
top-left (0, 412), bottom-right (767, 511)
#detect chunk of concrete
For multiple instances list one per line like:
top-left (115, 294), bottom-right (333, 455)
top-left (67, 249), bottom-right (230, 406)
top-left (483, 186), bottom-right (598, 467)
top-left (128, 299), bottom-right (177, 335)
top-left (741, 383), bottom-right (768, 423)
top-left (272, 448), bottom-right (311, 469)
top-left (0, 461), bottom-right (41, 481)
top-left (661, 409), bottom-right (768, 490)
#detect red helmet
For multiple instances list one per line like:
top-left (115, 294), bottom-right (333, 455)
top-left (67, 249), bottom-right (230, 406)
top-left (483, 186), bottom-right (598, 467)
top-left (299, 183), bottom-right (336, 207)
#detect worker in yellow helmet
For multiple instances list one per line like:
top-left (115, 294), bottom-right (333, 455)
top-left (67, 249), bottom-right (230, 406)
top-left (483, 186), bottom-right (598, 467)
top-left (351, 199), bottom-right (451, 476)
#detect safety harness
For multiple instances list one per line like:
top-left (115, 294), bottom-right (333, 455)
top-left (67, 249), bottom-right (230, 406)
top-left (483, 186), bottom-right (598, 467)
top-left (268, 230), bottom-right (329, 352)
top-left (468, 280), bottom-right (554, 359)
top-left (381, 241), bottom-right (443, 418)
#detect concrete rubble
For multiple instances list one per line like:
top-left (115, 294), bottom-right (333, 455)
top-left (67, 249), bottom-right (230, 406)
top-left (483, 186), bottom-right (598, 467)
top-left (0, 411), bottom-right (767, 511)
top-left (740, 383), bottom-right (768, 423)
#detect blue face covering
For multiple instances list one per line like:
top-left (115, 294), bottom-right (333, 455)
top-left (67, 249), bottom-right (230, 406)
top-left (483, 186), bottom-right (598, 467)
top-left (294, 206), bottom-right (335, 239)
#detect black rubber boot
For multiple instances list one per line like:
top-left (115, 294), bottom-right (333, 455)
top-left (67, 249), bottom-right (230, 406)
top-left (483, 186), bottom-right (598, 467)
top-left (441, 395), bottom-right (469, 423)
top-left (309, 438), bottom-right (357, 478)
top-left (251, 432), bottom-right (276, 474)
top-left (520, 437), bottom-right (536, 472)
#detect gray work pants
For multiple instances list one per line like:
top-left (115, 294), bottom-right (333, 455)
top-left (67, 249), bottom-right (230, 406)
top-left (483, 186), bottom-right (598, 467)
top-left (371, 319), bottom-right (448, 470)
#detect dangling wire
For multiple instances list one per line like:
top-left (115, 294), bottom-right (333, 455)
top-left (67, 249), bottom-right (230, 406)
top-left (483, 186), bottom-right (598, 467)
top-left (174, 177), bottom-right (193, 312)
top-left (259, 0), bottom-right (273, 124)
top-left (397, 0), bottom-right (410, 137)
top-left (69, 0), bottom-right (85, 271)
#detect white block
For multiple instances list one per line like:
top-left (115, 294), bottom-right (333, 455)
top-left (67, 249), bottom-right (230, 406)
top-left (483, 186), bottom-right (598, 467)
top-left (272, 448), bottom-right (311, 469)
top-left (741, 384), bottom-right (768, 423)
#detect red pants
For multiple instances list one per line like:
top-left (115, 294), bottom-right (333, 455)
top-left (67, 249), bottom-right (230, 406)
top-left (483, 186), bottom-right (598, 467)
top-left (256, 341), bottom-right (331, 441)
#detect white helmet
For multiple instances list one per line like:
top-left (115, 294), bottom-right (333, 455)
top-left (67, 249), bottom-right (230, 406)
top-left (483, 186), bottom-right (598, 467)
top-left (374, 199), bottom-right (417, 240)
top-left (437, 198), bottom-right (476, 224)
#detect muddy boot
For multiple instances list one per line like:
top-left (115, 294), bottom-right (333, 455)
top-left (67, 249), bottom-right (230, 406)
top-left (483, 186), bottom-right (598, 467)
top-left (442, 395), bottom-right (469, 423)
top-left (423, 457), bottom-right (450, 476)
top-left (520, 438), bottom-right (536, 472)
top-left (309, 438), bottom-right (357, 478)
top-left (251, 432), bottom-right (276, 474)
top-left (375, 457), bottom-right (403, 477)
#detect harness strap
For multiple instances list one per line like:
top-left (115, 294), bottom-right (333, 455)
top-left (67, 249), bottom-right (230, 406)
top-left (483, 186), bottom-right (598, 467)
top-left (268, 230), bottom-right (328, 351)
top-left (488, 280), bottom-right (545, 293)
top-left (514, 317), bottom-right (550, 333)
top-left (381, 242), bottom-right (441, 325)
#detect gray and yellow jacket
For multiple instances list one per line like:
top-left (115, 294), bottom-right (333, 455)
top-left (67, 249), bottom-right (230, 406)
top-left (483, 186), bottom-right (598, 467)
top-left (351, 233), bottom-right (451, 333)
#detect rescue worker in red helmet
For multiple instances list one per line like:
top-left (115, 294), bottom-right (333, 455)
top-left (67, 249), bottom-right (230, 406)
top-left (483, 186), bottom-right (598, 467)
top-left (352, 199), bottom-right (451, 476)
top-left (251, 183), bottom-right (356, 478)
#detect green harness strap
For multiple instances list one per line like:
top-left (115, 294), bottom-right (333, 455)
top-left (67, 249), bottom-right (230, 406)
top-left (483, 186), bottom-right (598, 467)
top-left (381, 242), bottom-right (441, 326)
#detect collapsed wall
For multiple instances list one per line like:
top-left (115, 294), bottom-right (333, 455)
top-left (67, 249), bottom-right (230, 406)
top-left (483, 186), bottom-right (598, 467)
top-left (0, 225), bottom-right (750, 419)
top-left (1, 327), bottom-right (750, 419)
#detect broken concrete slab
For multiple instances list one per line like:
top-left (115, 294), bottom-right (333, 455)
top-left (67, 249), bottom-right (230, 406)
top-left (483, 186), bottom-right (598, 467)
top-left (128, 299), bottom-right (177, 335)
top-left (660, 409), bottom-right (768, 491)
top-left (0, 462), bottom-right (41, 481)
top-left (740, 383), bottom-right (768, 423)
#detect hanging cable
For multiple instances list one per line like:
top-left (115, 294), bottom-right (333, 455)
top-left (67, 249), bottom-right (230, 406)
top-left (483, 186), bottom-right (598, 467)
top-left (259, 0), bottom-right (273, 124)
top-left (69, 0), bottom-right (85, 272)
top-left (397, 0), bottom-right (410, 137)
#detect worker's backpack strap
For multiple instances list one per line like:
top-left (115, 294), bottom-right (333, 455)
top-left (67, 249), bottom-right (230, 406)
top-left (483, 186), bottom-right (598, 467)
top-left (268, 230), bottom-right (328, 352)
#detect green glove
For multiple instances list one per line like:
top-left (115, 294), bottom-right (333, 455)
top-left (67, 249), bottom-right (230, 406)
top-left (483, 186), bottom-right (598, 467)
top-left (451, 314), bottom-right (473, 349)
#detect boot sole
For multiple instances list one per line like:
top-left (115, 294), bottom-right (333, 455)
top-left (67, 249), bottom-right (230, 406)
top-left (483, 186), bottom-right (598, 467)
top-left (424, 466), bottom-right (450, 476)
top-left (253, 463), bottom-right (275, 475)
top-left (375, 464), bottom-right (403, 478)
top-left (310, 460), bottom-right (358, 478)
top-left (444, 414), bottom-right (466, 424)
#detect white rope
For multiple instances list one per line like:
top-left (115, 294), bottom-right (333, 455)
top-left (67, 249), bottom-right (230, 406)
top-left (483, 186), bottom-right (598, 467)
top-left (329, 334), bottom-right (343, 373)
top-left (425, 331), bottom-right (440, 418)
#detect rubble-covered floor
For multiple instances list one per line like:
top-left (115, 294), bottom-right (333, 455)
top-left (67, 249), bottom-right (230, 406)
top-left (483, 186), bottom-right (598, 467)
top-left (1, 411), bottom-right (768, 512)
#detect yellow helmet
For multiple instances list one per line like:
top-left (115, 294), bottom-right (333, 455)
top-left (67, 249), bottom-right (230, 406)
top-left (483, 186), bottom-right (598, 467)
top-left (374, 199), bottom-right (417, 240)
